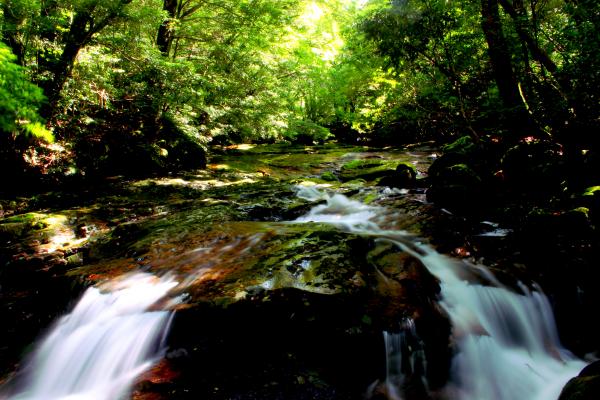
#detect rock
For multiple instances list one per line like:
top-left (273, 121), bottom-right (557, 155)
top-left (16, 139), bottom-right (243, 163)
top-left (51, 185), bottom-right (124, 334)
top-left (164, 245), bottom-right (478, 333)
top-left (76, 223), bottom-right (88, 238)
top-left (427, 161), bottom-right (486, 214)
top-left (442, 135), bottom-right (476, 156)
top-left (377, 163), bottom-right (417, 188)
top-left (559, 361), bottom-right (600, 400)
top-left (66, 253), bottom-right (84, 266)
top-left (339, 159), bottom-right (399, 182)
top-left (320, 171), bottom-right (338, 182)
top-left (500, 139), bottom-right (564, 197)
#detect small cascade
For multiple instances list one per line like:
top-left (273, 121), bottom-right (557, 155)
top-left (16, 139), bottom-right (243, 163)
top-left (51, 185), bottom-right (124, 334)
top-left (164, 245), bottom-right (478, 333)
top-left (294, 187), bottom-right (586, 400)
top-left (4, 273), bottom-right (177, 400)
top-left (382, 319), bottom-right (428, 400)
top-left (395, 243), bottom-right (586, 400)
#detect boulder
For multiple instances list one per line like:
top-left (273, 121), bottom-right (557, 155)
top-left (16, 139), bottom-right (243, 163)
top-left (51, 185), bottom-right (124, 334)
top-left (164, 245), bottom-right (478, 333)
top-left (377, 162), bottom-right (417, 188)
top-left (339, 159), bottom-right (398, 182)
top-left (427, 161), bottom-right (485, 214)
top-left (559, 361), bottom-right (600, 400)
top-left (500, 139), bottom-right (565, 198)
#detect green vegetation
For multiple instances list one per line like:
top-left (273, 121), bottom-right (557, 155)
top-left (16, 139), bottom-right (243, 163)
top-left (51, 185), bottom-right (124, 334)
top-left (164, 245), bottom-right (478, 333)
top-left (0, 0), bottom-right (598, 204)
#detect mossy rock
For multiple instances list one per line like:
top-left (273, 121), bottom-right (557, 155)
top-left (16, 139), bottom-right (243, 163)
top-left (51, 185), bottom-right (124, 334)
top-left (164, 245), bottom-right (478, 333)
top-left (320, 171), bottom-right (338, 182)
top-left (500, 139), bottom-right (564, 195)
top-left (442, 136), bottom-right (476, 156)
top-left (0, 212), bottom-right (56, 242)
top-left (339, 159), bottom-right (402, 182)
top-left (377, 162), bottom-right (417, 188)
top-left (427, 161), bottom-right (486, 214)
top-left (559, 361), bottom-right (600, 400)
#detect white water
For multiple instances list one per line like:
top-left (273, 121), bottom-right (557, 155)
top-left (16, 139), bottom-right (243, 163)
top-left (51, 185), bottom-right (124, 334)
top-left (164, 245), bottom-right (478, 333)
top-left (382, 319), bottom-right (427, 400)
top-left (294, 186), bottom-right (586, 400)
top-left (5, 273), bottom-right (177, 400)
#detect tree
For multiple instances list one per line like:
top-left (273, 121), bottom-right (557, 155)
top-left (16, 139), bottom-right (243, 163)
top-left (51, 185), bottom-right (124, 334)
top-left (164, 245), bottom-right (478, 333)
top-left (0, 42), bottom-right (50, 139)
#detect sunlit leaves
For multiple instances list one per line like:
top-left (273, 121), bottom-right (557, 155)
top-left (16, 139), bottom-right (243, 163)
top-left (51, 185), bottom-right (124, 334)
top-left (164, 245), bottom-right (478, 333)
top-left (0, 43), bottom-right (51, 140)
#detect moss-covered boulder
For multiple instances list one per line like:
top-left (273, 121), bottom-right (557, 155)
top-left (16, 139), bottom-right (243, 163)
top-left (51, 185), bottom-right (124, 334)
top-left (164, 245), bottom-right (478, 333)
top-left (559, 361), bottom-right (600, 400)
top-left (427, 161), bottom-right (486, 214)
top-left (377, 162), bottom-right (417, 188)
top-left (339, 158), bottom-right (416, 186)
top-left (425, 135), bottom-right (497, 215)
top-left (339, 159), bottom-right (394, 182)
top-left (500, 139), bottom-right (565, 198)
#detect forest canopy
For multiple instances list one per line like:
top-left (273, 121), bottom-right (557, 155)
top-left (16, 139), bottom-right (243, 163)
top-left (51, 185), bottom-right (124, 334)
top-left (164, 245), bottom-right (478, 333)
top-left (0, 0), bottom-right (599, 182)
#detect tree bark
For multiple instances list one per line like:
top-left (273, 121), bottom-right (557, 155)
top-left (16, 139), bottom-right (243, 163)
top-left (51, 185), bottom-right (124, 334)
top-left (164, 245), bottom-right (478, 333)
top-left (157, 0), bottom-right (179, 55)
top-left (41, 11), bottom-right (93, 116)
top-left (38, 0), bottom-right (60, 71)
top-left (498, 0), bottom-right (559, 75)
top-left (481, 0), bottom-right (521, 110)
top-left (41, 0), bottom-right (132, 118)
top-left (481, 0), bottom-right (536, 135)
top-left (1, 1), bottom-right (26, 65)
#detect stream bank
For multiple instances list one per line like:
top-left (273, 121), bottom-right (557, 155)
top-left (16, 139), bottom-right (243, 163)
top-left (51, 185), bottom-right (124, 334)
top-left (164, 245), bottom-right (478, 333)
top-left (1, 143), bottom-right (597, 399)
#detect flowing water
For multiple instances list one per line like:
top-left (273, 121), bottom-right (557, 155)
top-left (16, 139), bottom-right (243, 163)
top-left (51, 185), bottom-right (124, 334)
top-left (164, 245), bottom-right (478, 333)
top-left (1, 181), bottom-right (586, 400)
top-left (380, 319), bottom-right (427, 400)
top-left (3, 273), bottom-right (177, 400)
top-left (294, 185), bottom-right (586, 400)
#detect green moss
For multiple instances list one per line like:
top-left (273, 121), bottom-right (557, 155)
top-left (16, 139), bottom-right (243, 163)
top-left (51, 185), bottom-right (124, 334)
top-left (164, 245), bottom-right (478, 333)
top-left (341, 159), bottom-right (385, 170)
top-left (2, 212), bottom-right (40, 225)
top-left (320, 171), bottom-right (338, 181)
top-left (363, 192), bottom-right (379, 204)
top-left (396, 161), bottom-right (417, 172)
top-left (583, 186), bottom-right (600, 196)
top-left (571, 207), bottom-right (590, 218)
top-left (442, 136), bottom-right (475, 155)
top-left (447, 163), bottom-right (482, 183)
top-left (339, 158), bottom-right (402, 182)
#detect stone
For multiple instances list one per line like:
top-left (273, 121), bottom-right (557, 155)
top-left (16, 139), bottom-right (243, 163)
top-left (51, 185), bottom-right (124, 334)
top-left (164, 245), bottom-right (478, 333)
top-left (559, 361), bottom-right (600, 400)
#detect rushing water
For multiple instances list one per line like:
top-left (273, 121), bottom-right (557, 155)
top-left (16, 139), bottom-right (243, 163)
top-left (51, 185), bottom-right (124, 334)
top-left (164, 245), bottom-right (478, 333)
top-left (3, 273), bottom-right (177, 400)
top-left (294, 185), bottom-right (586, 400)
top-left (380, 319), bottom-right (427, 400)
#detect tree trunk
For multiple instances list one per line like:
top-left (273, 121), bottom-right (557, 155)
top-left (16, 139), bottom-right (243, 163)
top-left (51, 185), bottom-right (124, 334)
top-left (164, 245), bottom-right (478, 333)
top-left (1, 2), bottom-right (26, 65)
top-left (157, 0), bottom-right (178, 55)
top-left (498, 0), bottom-right (559, 75)
top-left (38, 0), bottom-right (60, 71)
top-left (41, 11), bottom-right (93, 116)
top-left (41, 0), bottom-right (132, 118)
top-left (481, 0), bottom-right (536, 136)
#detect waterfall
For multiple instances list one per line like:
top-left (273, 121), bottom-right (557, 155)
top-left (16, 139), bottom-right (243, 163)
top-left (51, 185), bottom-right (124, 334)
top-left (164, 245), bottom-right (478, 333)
top-left (4, 273), bottom-right (177, 400)
top-left (294, 186), bottom-right (586, 400)
top-left (382, 319), bottom-right (427, 400)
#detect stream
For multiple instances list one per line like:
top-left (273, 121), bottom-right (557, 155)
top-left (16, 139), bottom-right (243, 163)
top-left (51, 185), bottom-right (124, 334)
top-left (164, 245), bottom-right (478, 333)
top-left (0, 144), bottom-right (590, 399)
top-left (294, 186), bottom-right (586, 400)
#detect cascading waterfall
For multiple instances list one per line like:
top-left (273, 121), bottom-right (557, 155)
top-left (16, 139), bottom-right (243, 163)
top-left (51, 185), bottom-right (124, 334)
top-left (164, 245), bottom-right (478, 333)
top-left (294, 185), bottom-right (586, 400)
top-left (3, 273), bottom-right (177, 400)
top-left (382, 319), bottom-right (427, 400)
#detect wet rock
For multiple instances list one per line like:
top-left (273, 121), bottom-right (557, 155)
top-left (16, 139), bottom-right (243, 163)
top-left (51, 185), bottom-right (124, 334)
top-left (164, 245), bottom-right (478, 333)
top-left (426, 161), bottom-right (485, 214)
top-left (339, 159), bottom-right (400, 182)
top-left (377, 163), bottom-right (417, 189)
top-left (559, 361), bottom-right (600, 400)
top-left (320, 171), bottom-right (338, 182)
top-left (500, 139), bottom-right (565, 198)
top-left (366, 242), bottom-right (451, 389)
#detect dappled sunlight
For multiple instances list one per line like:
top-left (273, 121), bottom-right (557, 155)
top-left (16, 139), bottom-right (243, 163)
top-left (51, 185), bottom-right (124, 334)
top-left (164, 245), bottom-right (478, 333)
top-left (0, 212), bottom-right (105, 255)
top-left (223, 144), bottom-right (256, 151)
top-left (132, 176), bottom-right (258, 190)
top-left (207, 163), bottom-right (231, 170)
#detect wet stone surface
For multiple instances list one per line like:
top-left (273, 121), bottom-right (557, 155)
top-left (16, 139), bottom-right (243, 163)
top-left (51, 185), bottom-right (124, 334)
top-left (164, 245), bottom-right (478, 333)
top-left (0, 143), bottom-right (481, 398)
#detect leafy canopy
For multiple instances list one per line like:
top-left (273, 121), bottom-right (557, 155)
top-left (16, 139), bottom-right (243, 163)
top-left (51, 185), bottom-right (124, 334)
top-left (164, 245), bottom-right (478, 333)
top-left (0, 43), bottom-right (52, 141)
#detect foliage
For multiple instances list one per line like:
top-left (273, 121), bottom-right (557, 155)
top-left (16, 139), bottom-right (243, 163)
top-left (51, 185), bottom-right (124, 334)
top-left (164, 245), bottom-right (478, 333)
top-left (0, 0), bottom-right (598, 185)
top-left (283, 119), bottom-right (331, 144)
top-left (0, 43), bottom-right (51, 140)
